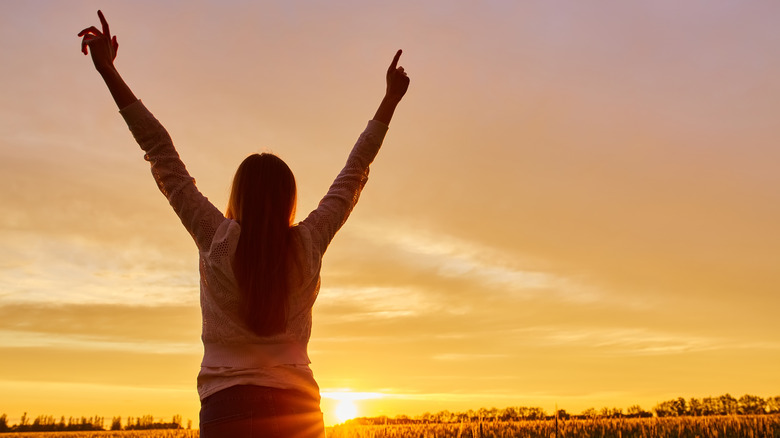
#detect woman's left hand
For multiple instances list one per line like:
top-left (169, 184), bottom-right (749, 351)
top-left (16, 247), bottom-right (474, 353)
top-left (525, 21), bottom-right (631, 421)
top-left (78, 10), bottom-right (119, 73)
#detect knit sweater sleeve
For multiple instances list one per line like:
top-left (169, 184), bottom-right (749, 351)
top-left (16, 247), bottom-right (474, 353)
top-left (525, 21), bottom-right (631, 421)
top-left (119, 100), bottom-right (225, 250)
top-left (300, 120), bottom-right (389, 253)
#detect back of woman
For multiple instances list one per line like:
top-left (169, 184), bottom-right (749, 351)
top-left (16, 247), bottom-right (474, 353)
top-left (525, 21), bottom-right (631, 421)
top-left (79, 10), bottom-right (409, 438)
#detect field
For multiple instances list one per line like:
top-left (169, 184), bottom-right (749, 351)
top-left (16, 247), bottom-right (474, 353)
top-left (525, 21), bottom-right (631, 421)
top-left (2, 416), bottom-right (779, 437)
top-left (328, 416), bottom-right (780, 438)
top-left (0, 432), bottom-right (197, 438)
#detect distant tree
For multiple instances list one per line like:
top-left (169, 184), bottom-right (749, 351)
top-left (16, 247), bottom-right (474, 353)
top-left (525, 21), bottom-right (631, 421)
top-left (500, 407), bottom-right (517, 421)
top-left (581, 408), bottom-right (598, 419)
top-left (32, 414), bottom-right (58, 431)
top-left (436, 410), bottom-right (455, 423)
top-left (720, 394), bottom-right (739, 415)
top-left (688, 398), bottom-right (703, 416)
top-left (187, 419), bottom-right (192, 430)
top-left (738, 394), bottom-right (766, 415)
top-left (515, 407), bottom-right (529, 419)
top-left (654, 400), bottom-right (678, 417)
top-left (0, 413), bottom-right (8, 432)
top-left (767, 396), bottom-right (780, 414)
top-left (672, 397), bottom-right (687, 416)
top-left (702, 396), bottom-right (718, 415)
top-left (598, 407), bottom-right (624, 418)
top-left (654, 401), bottom-right (670, 417)
top-left (527, 407), bottom-right (546, 420)
top-left (556, 409), bottom-right (571, 420)
top-left (111, 416), bottom-right (122, 430)
top-left (626, 405), bottom-right (652, 418)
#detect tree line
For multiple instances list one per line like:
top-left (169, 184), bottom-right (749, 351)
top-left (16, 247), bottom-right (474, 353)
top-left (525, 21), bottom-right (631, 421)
top-left (653, 394), bottom-right (780, 417)
top-left (343, 393), bottom-right (780, 426)
top-left (0, 412), bottom-right (189, 433)
top-left (3, 393), bottom-right (779, 431)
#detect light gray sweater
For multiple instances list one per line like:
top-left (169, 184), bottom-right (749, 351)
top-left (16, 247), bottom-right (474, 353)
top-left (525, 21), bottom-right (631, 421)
top-left (120, 100), bottom-right (388, 401)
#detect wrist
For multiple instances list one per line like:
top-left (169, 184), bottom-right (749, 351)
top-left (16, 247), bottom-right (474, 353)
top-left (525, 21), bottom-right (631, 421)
top-left (96, 63), bottom-right (118, 77)
top-left (381, 95), bottom-right (402, 107)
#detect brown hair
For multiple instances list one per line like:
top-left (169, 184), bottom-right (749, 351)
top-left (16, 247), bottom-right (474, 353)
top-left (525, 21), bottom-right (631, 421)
top-left (226, 153), bottom-right (297, 336)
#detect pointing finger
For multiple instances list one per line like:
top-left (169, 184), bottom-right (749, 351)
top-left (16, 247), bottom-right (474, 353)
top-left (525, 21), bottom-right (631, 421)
top-left (98, 10), bottom-right (111, 38)
top-left (388, 49), bottom-right (402, 74)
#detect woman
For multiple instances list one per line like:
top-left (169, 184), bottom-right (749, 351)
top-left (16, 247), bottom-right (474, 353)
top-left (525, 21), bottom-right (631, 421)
top-left (79, 11), bottom-right (409, 438)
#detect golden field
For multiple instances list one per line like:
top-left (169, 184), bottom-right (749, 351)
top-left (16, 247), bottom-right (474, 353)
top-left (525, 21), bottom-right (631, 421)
top-left (3, 415), bottom-right (780, 437)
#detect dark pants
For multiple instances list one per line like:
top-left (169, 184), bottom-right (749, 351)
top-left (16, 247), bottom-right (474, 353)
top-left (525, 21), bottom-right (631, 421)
top-left (199, 385), bottom-right (326, 438)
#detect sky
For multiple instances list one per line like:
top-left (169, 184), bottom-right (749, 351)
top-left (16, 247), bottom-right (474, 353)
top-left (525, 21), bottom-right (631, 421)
top-left (2, 0), bottom-right (780, 429)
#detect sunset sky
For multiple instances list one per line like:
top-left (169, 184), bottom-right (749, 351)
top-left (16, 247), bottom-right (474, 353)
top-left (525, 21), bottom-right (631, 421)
top-left (2, 0), bottom-right (780, 428)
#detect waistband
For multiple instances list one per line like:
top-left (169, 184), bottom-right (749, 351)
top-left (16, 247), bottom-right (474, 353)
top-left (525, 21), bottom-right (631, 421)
top-left (202, 342), bottom-right (310, 368)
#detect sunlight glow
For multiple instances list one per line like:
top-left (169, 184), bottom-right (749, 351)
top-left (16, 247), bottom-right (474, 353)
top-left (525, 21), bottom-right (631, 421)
top-left (335, 400), bottom-right (358, 423)
top-left (322, 391), bottom-right (385, 424)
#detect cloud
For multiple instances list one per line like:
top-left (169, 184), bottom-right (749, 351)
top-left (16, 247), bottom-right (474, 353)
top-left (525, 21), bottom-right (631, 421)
top-left (0, 330), bottom-right (199, 355)
top-left (317, 286), bottom-right (435, 321)
top-left (334, 223), bottom-right (605, 304)
top-left (504, 325), bottom-right (780, 356)
top-left (0, 302), bottom-right (200, 350)
top-left (0, 230), bottom-right (198, 306)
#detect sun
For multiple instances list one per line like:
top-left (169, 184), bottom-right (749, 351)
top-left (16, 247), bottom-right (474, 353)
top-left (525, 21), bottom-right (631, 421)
top-left (335, 400), bottom-right (358, 423)
top-left (321, 390), bottom-right (385, 426)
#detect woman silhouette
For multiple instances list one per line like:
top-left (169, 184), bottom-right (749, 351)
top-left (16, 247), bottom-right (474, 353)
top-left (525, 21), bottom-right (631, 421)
top-left (79, 10), bottom-right (409, 438)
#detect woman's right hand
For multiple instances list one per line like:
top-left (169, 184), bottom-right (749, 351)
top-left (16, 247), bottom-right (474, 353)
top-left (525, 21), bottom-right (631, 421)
top-left (78, 10), bottom-right (119, 73)
top-left (385, 50), bottom-right (410, 103)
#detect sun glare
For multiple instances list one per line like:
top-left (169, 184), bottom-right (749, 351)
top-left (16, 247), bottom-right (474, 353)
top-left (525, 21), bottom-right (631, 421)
top-left (335, 400), bottom-right (358, 423)
top-left (321, 391), bottom-right (385, 425)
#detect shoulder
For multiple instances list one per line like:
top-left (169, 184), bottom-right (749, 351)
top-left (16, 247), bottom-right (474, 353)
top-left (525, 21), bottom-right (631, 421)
top-left (204, 217), bottom-right (240, 259)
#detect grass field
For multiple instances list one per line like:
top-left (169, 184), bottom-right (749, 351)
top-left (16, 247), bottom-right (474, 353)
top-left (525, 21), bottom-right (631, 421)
top-left (327, 416), bottom-right (780, 438)
top-left (0, 432), bottom-right (198, 438)
top-left (3, 415), bottom-right (779, 437)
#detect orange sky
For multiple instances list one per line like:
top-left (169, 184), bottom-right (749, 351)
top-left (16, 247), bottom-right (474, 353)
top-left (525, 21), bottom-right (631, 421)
top-left (2, 0), bottom-right (780, 428)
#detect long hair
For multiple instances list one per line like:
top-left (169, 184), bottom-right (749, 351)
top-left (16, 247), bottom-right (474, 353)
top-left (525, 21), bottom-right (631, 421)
top-left (225, 153), bottom-right (297, 336)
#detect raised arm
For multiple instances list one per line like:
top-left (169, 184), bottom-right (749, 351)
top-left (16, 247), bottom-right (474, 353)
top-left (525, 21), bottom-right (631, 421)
top-left (78, 11), bottom-right (224, 251)
top-left (79, 10), bottom-right (137, 110)
top-left (303, 50), bottom-right (410, 252)
top-left (372, 50), bottom-right (410, 126)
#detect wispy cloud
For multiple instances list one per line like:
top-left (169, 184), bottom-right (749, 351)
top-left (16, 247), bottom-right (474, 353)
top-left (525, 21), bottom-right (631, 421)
top-left (317, 286), bottom-right (436, 320)
top-left (0, 330), bottom-right (199, 355)
top-left (342, 223), bottom-right (604, 304)
top-left (0, 231), bottom-right (198, 306)
top-left (0, 303), bottom-right (200, 351)
top-left (506, 325), bottom-right (780, 356)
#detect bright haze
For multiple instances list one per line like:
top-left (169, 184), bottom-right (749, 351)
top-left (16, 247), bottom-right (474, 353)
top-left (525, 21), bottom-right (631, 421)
top-left (1, 0), bottom-right (779, 428)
